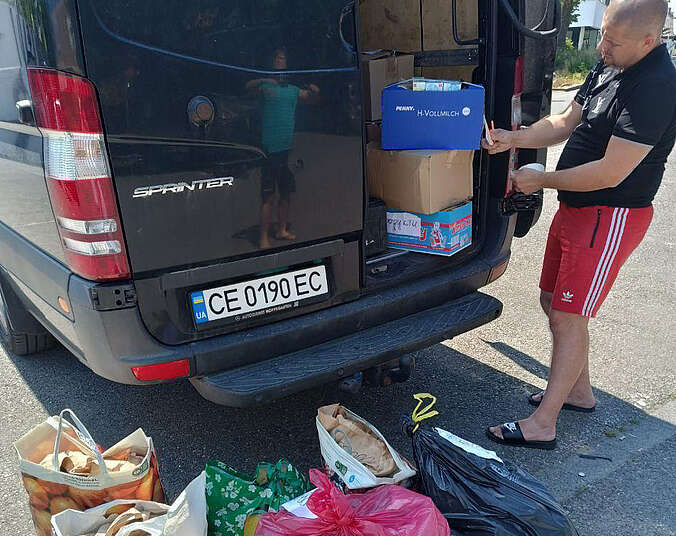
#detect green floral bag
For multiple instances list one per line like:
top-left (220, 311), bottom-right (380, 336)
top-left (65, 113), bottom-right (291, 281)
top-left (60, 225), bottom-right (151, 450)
top-left (205, 459), bottom-right (310, 536)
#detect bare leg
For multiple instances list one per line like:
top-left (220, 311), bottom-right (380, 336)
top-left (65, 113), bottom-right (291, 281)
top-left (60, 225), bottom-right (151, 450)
top-left (540, 290), bottom-right (553, 316)
top-left (490, 310), bottom-right (590, 441)
top-left (533, 291), bottom-right (595, 408)
top-left (276, 196), bottom-right (296, 240)
top-left (260, 197), bottom-right (274, 249)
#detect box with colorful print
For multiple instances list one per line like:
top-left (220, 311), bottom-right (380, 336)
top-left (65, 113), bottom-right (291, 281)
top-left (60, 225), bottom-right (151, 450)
top-left (381, 79), bottom-right (484, 150)
top-left (386, 202), bottom-right (472, 257)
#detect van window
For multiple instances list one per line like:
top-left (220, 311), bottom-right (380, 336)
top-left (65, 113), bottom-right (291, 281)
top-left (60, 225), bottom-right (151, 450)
top-left (90, 0), bottom-right (356, 71)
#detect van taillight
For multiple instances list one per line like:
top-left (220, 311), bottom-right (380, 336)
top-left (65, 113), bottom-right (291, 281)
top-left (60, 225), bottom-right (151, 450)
top-left (511, 56), bottom-right (524, 129)
top-left (507, 56), bottom-right (524, 196)
top-left (27, 68), bottom-right (130, 281)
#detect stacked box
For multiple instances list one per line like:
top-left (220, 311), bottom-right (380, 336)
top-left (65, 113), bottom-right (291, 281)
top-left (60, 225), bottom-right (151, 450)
top-left (358, 1), bottom-right (482, 259)
top-left (366, 144), bottom-right (473, 215)
top-left (386, 202), bottom-right (473, 257)
top-left (361, 53), bottom-right (414, 121)
top-left (381, 80), bottom-right (485, 150)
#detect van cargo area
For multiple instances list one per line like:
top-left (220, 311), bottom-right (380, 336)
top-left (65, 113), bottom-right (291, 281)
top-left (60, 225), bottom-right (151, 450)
top-left (74, 0), bottom-right (496, 345)
top-left (0, 0), bottom-right (558, 405)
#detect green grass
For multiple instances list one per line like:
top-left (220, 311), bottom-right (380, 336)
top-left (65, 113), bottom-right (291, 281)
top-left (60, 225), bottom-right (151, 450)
top-left (553, 71), bottom-right (587, 88)
top-left (553, 47), bottom-right (600, 88)
top-left (555, 48), bottom-right (600, 74)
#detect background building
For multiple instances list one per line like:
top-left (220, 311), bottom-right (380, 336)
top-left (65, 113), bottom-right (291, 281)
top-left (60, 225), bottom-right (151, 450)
top-left (664, 6), bottom-right (675, 55)
top-left (568, 0), bottom-right (611, 50)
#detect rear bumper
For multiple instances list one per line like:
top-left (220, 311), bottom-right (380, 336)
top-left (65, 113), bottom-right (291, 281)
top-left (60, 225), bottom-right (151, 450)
top-left (64, 252), bottom-right (502, 389)
top-left (191, 291), bottom-right (502, 406)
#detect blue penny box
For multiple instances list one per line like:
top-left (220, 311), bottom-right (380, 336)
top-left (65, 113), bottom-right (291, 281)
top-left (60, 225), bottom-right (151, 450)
top-left (381, 80), bottom-right (485, 150)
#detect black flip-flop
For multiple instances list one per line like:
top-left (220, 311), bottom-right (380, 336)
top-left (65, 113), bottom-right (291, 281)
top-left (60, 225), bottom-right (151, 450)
top-left (528, 392), bottom-right (596, 413)
top-left (485, 421), bottom-right (557, 450)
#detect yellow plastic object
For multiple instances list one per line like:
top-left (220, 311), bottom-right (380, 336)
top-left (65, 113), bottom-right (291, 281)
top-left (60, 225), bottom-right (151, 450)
top-left (243, 513), bottom-right (262, 536)
top-left (411, 393), bottom-right (440, 433)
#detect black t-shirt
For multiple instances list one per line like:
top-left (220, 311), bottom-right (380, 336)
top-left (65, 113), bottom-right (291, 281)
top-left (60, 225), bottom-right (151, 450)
top-left (557, 44), bottom-right (676, 208)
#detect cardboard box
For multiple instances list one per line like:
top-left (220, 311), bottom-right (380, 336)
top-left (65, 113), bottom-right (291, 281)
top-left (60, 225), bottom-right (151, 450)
top-left (422, 0), bottom-right (478, 50)
top-left (358, 0), bottom-right (477, 54)
top-left (358, 0), bottom-right (477, 53)
top-left (361, 53), bottom-right (414, 121)
top-left (382, 80), bottom-right (485, 150)
top-left (359, 0), bottom-right (422, 52)
top-left (422, 66), bottom-right (477, 84)
top-left (387, 202), bottom-right (473, 257)
top-left (367, 144), bottom-right (473, 215)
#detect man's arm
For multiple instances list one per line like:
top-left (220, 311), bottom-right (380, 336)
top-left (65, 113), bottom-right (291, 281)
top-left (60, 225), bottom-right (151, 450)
top-left (511, 79), bottom-right (674, 195)
top-left (482, 100), bottom-right (583, 154)
top-left (512, 136), bottom-right (653, 194)
top-left (515, 100), bottom-right (584, 148)
top-left (299, 84), bottom-right (320, 101)
top-left (246, 78), bottom-right (277, 92)
top-left (482, 64), bottom-right (598, 154)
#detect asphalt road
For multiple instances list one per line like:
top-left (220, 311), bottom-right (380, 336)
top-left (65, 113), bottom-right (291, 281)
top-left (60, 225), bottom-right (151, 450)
top-left (1, 90), bottom-right (674, 535)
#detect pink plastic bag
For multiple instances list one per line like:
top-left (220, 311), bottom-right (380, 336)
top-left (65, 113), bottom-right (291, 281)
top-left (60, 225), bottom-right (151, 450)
top-left (255, 469), bottom-right (450, 536)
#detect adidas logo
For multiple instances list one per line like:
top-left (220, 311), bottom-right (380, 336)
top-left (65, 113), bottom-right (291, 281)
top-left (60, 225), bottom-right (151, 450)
top-left (561, 291), bottom-right (574, 303)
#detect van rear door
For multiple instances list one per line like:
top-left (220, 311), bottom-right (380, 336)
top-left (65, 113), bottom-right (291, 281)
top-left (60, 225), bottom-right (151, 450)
top-left (76, 0), bottom-right (363, 275)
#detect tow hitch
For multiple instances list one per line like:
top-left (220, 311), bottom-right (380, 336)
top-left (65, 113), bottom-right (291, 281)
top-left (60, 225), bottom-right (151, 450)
top-left (338, 354), bottom-right (416, 394)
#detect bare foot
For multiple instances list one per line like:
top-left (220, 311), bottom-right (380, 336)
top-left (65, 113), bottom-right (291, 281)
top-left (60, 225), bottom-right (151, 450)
top-left (275, 229), bottom-right (296, 241)
top-left (488, 416), bottom-right (556, 441)
top-left (260, 236), bottom-right (272, 249)
top-left (531, 390), bottom-right (596, 409)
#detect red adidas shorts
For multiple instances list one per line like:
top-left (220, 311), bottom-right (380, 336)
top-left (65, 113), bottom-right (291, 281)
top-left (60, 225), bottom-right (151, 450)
top-left (539, 203), bottom-right (653, 317)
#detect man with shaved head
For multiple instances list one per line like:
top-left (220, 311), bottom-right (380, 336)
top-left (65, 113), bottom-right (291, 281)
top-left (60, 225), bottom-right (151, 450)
top-left (483, 0), bottom-right (676, 449)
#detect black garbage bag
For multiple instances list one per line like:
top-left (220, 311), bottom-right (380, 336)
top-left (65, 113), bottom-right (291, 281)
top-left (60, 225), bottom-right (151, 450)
top-left (444, 513), bottom-right (514, 536)
top-left (405, 394), bottom-right (578, 536)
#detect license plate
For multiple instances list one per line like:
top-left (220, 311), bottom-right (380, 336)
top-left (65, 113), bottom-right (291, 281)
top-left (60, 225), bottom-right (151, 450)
top-left (190, 265), bottom-right (328, 325)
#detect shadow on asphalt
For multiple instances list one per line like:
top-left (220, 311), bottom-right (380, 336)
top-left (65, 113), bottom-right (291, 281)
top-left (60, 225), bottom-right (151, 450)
top-left (6, 339), bottom-right (672, 504)
top-left (482, 339), bottom-right (551, 380)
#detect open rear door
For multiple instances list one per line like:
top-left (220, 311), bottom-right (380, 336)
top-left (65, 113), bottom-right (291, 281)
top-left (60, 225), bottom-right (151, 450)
top-left (76, 0), bottom-right (364, 274)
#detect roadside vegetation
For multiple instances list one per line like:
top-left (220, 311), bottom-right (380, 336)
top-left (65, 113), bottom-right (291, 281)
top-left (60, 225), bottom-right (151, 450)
top-left (554, 39), bottom-right (600, 88)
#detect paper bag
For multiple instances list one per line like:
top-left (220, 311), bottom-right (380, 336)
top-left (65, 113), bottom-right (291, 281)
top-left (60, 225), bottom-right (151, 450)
top-left (316, 404), bottom-right (415, 490)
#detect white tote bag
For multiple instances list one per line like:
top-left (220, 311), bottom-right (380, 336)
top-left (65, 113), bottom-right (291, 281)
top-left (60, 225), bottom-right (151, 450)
top-left (51, 471), bottom-right (207, 536)
top-left (316, 406), bottom-right (416, 490)
top-left (15, 409), bottom-right (163, 536)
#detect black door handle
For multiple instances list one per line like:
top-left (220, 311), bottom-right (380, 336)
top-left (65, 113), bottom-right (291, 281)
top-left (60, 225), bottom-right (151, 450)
top-left (452, 0), bottom-right (482, 46)
top-left (339, 1), bottom-right (356, 55)
top-left (498, 0), bottom-right (562, 40)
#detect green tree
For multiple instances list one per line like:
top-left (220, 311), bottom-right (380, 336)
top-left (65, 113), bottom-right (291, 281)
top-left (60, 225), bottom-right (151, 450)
top-left (558, 0), bottom-right (583, 49)
top-left (13, 0), bottom-right (48, 49)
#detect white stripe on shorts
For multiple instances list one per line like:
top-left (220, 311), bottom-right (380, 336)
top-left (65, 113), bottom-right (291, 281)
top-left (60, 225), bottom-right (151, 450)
top-left (581, 208), bottom-right (628, 317)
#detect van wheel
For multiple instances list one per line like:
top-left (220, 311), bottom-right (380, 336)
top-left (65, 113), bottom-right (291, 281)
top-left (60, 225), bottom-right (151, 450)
top-left (0, 277), bottom-right (56, 355)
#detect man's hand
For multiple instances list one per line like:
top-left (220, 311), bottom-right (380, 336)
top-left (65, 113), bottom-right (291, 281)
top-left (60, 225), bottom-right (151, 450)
top-left (481, 128), bottom-right (516, 154)
top-left (300, 84), bottom-right (320, 101)
top-left (511, 167), bottom-right (545, 195)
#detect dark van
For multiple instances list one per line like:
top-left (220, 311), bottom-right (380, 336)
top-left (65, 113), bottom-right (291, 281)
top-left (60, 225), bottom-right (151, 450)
top-left (0, 0), bottom-right (559, 406)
